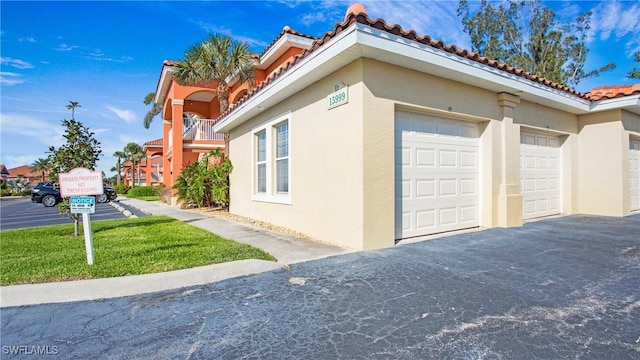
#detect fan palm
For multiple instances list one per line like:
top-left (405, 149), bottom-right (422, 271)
top-left (30, 157), bottom-right (50, 181)
top-left (66, 101), bottom-right (81, 120)
top-left (123, 143), bottom-right (144, 187)
top-left (113, 151), bottom-right (126, 186)
top-left (143, 92), bottom-right (163, 129)
top-left (173, 33), bottom-right (256, 114)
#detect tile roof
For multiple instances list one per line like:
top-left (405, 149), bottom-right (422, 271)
top-left (143, 138), bottom-right (163, 147)
top-left (257, 26), bottom-right (317, 59)
top-left (587, 84), bottom-right (640, 101)
top-left (217, 3), bottom-right (595, 121)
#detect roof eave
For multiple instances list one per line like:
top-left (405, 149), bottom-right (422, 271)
top-left (590, 95), bottom-right (640, 115)
top-left (153, 65), bottom-right (176, 104)
top-left (214, 23), bottom-right (617, 133)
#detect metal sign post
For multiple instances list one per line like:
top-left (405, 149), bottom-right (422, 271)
top-left (82, 213), bottom-right (95, 265)
top-left (60, 168), bottom-right (103, 266)
top-left (70, 196), bottom-right (96, 265)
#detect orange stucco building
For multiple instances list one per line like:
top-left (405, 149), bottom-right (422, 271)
top-left (149, 27), bottom-right (316, 191)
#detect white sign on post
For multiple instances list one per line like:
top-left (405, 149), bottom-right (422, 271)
top-left (59, 168), bottom-right (103, 265)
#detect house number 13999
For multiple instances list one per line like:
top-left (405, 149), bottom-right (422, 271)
top-left (327, 88), bottom-right (348, 109)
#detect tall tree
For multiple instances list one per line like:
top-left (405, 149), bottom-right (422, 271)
top-left (628, 51), bottom-right (640, 79)
top-left (47, 119), bottom-right (102, 183)
top-left (143, 92), bottom-right (163, 129)
top-left (113, 150), bottom-right (126, 186)
top-left (458, 0), bottom-right (615, 87)
top-left (66, 101), bottom-right (81, 120)
top-left (173, 33), bottom-right (256, 113)
top-left (30, 157), bottom-right (50, 181)
top-left (123, 142), bottom-right (144, 187)
top-left (47, 115), bottom-right (102, 235)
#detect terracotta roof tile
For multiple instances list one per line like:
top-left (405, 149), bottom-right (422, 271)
top-left (587, 84), bottom-right (640, 101)
top-left (143, 138), bottom-right (163, 147)
top-left (217, 5), bottom-right (594, 122)
top-left (258, 26), bottom-right (317, 59)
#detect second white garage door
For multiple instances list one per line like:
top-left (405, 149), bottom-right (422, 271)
top-left (630, 138), bottom-right (640, 212)
top-left (395, 111), bottom-right (480, 240)
top-left (520, 131), bottom-right (562, 220)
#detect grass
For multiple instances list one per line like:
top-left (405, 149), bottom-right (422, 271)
top-left (0, 215), bottom-right (275, 285)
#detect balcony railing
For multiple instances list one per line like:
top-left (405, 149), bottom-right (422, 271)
top-left (183, 118), bottom-right (225, 141)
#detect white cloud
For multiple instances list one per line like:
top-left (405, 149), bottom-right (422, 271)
top-left (105, 105), bottom-right (136, 123)
top-left (19, 36), bottom-right (36, 43)
top-left (1, 154), bottom-right (43, 169)
top-left (0, 113), bottom-right (65, 147)
top-left (187, 19), bottom-right (269, 48)
top-left (0, 57), bottom-right (34, 69)
top-left (590, 2), bottom-right (640, 39)
top-left (83, 49), bottom-right (133, 63)
top-left (54, 43), bottom-right (79, 51)
top-left (0, 72), bottom-right (25, 86)
top-left (359, 1), bottom-right (470, 48)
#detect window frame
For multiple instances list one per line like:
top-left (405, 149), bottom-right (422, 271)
top-left (251, 112), bottom-right (291, 204)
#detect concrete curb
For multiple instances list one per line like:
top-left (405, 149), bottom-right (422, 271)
top-left (109, 200), bottom-right (138, 219)
top-left (0, 260), bottom-right (282, 308)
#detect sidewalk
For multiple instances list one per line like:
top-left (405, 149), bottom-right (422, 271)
top-left (0, 198), bottom-right (350, 308)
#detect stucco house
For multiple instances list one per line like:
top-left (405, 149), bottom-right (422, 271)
top-left (152, 28), bottom-right (316, 189)
top-left (202, 4), bottom-right (640, 250)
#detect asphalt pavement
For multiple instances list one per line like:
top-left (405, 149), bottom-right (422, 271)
top-left (2, 213), bottom-right (639, 359)
top-left (0, 196), bottom-right (147, 231)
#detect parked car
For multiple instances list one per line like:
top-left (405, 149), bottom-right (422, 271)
top-left (31, 182), bottom-right (118, 207)
top-left (31, 182), bottom-right (62, 207)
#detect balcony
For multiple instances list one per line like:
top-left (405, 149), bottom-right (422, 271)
top-left (183, 118), bottom-right (225, 142)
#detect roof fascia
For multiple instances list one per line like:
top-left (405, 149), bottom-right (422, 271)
top-left (215, 22), bottom-right (632, 132)
top-left (590, 95), bottom-right (640, 115)
top-left (214, 24), bottom-right (361, 133)
top-left (259, 33), bottom-right (316, 70)
top-left (354, 24), bottom-right (592, 114)
top-left (154, 65), bottom-right (175, 104)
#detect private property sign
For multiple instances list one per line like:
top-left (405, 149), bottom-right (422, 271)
top-left (58, 167), bottom-right (102, 265)
top-left (58, 167), bottom-right (103, 198)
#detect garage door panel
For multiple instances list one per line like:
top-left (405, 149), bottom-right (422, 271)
top-left (396, 111), bottom-right (480, 239)
top-left (416, 148), bottom-right (436, 167)
top-left (416, 179), bottom-right (435, 198)
top-left (416, 210), bottom-right (436, 230)
top-left (630, 139), bottom-right (640, 211)
top-left (520, 131), bottom-right (562, 219)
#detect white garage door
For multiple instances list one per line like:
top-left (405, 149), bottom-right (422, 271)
top-left (395, 111), bottom-right (480, 240)
top-left (520, 131), bottom-right (561, 219)
top-left (630, 138), bottom-right (640, 211)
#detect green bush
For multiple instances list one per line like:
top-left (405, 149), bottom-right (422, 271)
top-left (128, 186), bottom-right (157, 198)
top-left (114, 185), bottom-right (130, 194)
top-left (18, 189), bottom-right (31, 196)
top-left (173, 149), bottom-right (232, 209)
top-left (1, 189), bottom-right (11, 197)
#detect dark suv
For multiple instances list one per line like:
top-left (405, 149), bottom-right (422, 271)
top-left (31, 182), bottom-right (118, 207)
top-left (31, 182), bottom-right (62, 207)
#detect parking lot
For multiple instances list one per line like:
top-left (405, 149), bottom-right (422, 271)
top-left (0, 197), bottom-right (147, 231)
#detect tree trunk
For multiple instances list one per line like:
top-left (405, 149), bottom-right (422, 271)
top-left (116, 159), bottom-right (121, 186)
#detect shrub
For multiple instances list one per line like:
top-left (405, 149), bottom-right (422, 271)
top-left (114, 185), bottom-right (130, 194)
top-left (173, 149), bottom-right (232, 209)
top-left (0, 189), bottom-right (11, 197)
top-left (128, 186), bottom-right (157, 198)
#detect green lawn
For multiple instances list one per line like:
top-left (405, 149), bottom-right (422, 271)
top-left (0, 216), bottom-right (275, 285)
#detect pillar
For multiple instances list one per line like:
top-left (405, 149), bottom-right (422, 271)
top-left (170, 99), bottom-right (184, 189)
top-left (497, 93), bottom-right (523, 227)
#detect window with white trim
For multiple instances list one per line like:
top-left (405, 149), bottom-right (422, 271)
top-left (275, 122), bottom-right (289, 193)
top-left (252, 114), bottom-right (291, 203)
top-left (256, 131), bottom-right (267, 193)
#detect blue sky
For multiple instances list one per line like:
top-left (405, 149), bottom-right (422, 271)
top-left (1, 1), bottom-right (639, 177)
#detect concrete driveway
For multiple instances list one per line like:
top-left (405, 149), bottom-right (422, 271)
top-left (2, 214), bottom-right (639, 359)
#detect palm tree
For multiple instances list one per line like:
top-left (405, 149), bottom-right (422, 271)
top-left (173, 32), bottom-right (256, 116)
top-left (143, 92), bottom-right (163, 129)
top-left (113, 151), bottom-right (126, 186)
top-left (66, 101), bottom-right (81, 119)
top-left (123, 143), bottom-right (144, 187)
top-left (30, 157), bottom-right (50, 181)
